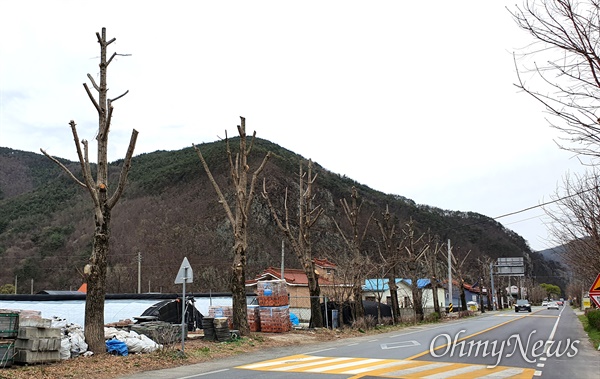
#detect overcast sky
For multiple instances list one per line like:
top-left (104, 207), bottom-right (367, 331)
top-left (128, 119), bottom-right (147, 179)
top-left (0, 1), bottom-right (590, 252)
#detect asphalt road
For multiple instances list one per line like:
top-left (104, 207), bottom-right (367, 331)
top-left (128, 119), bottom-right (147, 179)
top-left (120, 306), bottom-right (599, 379)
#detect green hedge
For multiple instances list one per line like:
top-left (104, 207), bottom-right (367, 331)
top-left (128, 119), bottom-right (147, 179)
top-left (586, 309), bottom-right (600, 329)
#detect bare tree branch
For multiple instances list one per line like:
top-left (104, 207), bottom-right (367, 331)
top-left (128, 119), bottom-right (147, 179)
top-left (83, 83), bottom-right (101, 113)
top-left (193, 143), bottom-right (235, 226)
top-left (39, 149), bottom-right (87, 188)
top-left (107, 129), bottom-right (139, 209)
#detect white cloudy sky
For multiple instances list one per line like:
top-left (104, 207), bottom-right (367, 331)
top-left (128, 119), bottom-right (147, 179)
top-left (0, 1), bottom-right (590, 251)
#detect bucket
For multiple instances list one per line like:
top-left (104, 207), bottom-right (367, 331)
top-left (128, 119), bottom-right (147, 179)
top-left (0, 341), bottom-right (15, 368)
top-left (0, 313), bottom-right (18, 339)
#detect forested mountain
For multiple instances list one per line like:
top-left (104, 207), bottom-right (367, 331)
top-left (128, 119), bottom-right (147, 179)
top-left (0, 141), bottom-right (564, 294)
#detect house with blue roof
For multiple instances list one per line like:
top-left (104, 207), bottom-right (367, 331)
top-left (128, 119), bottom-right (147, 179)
top-left (362, 278), bottom-right (446, 309)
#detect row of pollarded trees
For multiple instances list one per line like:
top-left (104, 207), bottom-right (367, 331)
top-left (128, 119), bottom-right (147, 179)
top-left (510, 1), bottom-right (600, 294)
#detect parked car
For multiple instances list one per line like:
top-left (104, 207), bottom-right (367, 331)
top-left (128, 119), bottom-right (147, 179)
top-left (547, 301), bottom-right (559, 310)
top-left (515, 299), bottom-right (532, 313)
top-left (542, 301), bottom-right (549, 307)
top-left (556, 300), bottom-right (564, 306)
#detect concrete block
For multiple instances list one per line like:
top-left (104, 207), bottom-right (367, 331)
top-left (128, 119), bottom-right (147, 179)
top-left (18, 327), bottom-right (61, 339)
top-left (19, 317), bottom-right (52, 328)
top-left (14, 349), bottom-right (60, 364)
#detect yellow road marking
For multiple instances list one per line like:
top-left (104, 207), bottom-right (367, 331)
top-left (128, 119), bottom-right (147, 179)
top-left (237, 354), bottom-right (536, 378)
top-left (405, 315), bottom-right (526, 360)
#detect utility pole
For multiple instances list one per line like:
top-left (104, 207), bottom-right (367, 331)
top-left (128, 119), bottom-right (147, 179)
top-left (137, 252), bottom-right (142, 294)
top-left (490, 261), bottom-right (496, 310)
top-left (280, 240), bottom-right (285, 280)
top-left (448, 239), bottom-right (452, 312)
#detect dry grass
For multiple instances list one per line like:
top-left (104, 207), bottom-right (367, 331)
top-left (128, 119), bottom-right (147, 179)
top-left (0, 327), bottom-right (380, 379)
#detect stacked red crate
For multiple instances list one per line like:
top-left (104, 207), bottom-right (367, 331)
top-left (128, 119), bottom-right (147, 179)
top-left (259, 305), bottom-right (291, 333)
top-left (247, 305), bottom-right (260, 332)
top-left (257, 280), bottom-right (289, 307)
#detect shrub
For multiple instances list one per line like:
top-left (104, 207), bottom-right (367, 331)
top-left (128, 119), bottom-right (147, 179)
top-left (424, 312), bottom-right (441, 323)
top-left (586, 309), bottom-right (600, 330)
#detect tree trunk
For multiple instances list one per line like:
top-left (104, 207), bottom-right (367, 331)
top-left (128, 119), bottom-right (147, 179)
top-left (84, 215), bottom-right (109, 353)
top-left (306, 265), bottom-right (323, 328)
top-left (231, 243), bottom-right (249, 334)
top-left (352, 283), bottom-right (365, 321)
top-left (387, 271), bottom-right (401, 323)
top-left (431, 277), bottom-right (440, 316)
top-left (459, 281), bottom-right (467, 311)
top-left (411, 278), bottom-right (424, 322)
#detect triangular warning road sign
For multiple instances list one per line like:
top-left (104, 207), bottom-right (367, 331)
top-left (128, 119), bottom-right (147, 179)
top-left (174, 257), bottom-right (194, 284)
top-left (589, 273), bottom-right (600, 293)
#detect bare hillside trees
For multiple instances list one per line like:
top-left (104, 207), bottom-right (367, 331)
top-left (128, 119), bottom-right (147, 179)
top-left (334, 187), bottom-right (372, 321)
top-left (397, 220), bottom-right (429, 322)
top-left (546, 170), bottom-right (600, 282)
top-left (373, 205), bottom-right (402, 323)
top-left (262, 160), bottom-right (324, 327)
top-left (510, 0), bottom-right (600, 158)
top-left (193, 117), bottom-right (271, 335)
top-left (41, 28), bottom-right (138, 354)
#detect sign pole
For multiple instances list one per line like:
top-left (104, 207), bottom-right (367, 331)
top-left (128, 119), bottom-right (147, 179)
top-left (174, 257), bottom-right (193, 355)
top-left (181, 266), bottom-right (187, 353)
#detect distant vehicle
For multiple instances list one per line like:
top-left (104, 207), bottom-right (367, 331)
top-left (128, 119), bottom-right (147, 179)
top-left (547, 301), bottom-right (559, 310)
top-left (515, 299), bottom-right (532, 313)
top-left (542, 301), bottom-right (549, 307)
top-left (556, 300), bottom-right (564, 306)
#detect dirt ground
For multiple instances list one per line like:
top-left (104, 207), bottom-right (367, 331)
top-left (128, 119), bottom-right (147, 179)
top-left (0, 327), bottom-right (370, 379)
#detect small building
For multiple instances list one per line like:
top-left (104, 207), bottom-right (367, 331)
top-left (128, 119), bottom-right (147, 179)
top-left (362, 278), bottom-right (445, 309)
top-left (246, 263), bottom-right (338, 309)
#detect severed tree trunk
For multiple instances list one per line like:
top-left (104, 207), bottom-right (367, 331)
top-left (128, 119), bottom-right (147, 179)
top-left (424, 237), bottom-right (443, 317)
top-left (373, 205), bottom-right (401, 323)
top-left (41, 28), bottom-right (138, 354)
top-left (398, 219), bottom-right (428, 322)
top-left (334, 187), bottom-right (373, 322)
top-left (450, 248), bottom-right (471, 311)
top-left (194, 117), bottom-right (270, 335)
top-left (262, 160), bottom-right (324, 327)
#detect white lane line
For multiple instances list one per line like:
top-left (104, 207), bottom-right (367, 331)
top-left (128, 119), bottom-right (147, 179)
top-left (178, 369), bottom-right (229, 378)
top-left (542, 305), bottom-right (564, 355)
top-left (304, 347), bottom-right (335, 354)
top-left (534, 370), bottom-right (543, 376)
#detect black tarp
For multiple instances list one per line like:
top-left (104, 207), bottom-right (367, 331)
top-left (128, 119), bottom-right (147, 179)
top-left (138, 297), bottom-right (203, 331)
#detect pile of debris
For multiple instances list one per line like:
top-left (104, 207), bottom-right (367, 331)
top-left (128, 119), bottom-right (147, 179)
top-left (0, 309), bottom-right (165, 367)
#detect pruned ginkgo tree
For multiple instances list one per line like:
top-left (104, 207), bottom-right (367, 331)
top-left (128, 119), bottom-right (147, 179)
top-left (194, 117), bottom-right (271, 335)
top-left (41, 28), bottom-right (138, 354)
top-left (334, 186), bottom-right (373, 321)
top-left (373, 205), bottom-right (402, 323)
top-left (262, 159), bottom-right (324, 327)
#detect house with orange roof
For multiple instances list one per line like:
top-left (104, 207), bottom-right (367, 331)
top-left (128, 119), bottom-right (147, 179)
top-left (246, 258), bottom-right (349, 310)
